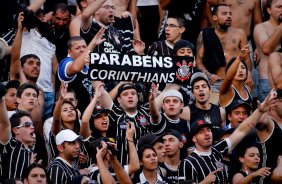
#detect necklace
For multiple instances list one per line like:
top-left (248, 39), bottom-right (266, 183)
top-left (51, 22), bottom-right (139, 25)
top-left (219, 31), bottom-right (230, 56)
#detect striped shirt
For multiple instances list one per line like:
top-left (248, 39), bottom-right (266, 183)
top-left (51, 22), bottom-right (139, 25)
top-left (147, 40), bottom-right (174, 56)
top-left (107, 103), bottom-right (152, 165)
top-left (184, 139), bottom-right (231, 184)
top-left (161, 161), bottom-right (189, 184)
top-left (80, 17), bottom-right (133, 54)
top-left (47, 157), bottom-right (80, 184)
top-left (0, 137), bottom-right (33, 182)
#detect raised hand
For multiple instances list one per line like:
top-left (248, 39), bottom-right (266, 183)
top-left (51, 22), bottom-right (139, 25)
top-left (258, 89), bottom-right (278, 113)
top-left (239, 44), bottom-right (250, 61)
top-left (126, 122), bottom-right (135, 141)
top-left (17, 12), bottom-right (25, 30)
top-left (132, 39), bottom-right (145, 55)
top-left (149, 82), bottom-right (159, 101)
top-left (91, 27), bottom-right (106, 47)
top-left (252, 167), bottom-right (271, 177)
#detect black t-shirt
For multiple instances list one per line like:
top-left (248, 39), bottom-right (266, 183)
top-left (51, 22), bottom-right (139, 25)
top-left (189, 103), bottom-right (222, 128)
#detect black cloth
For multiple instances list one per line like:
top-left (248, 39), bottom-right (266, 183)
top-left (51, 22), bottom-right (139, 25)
top-left (202, 27), bottom-right (226, 74)
top-left (162, 161), bottom-right (189, 183)
top-left (189, 103), bottom-right (222, 129)
top-left (147, 40), bottom-right (174, 56)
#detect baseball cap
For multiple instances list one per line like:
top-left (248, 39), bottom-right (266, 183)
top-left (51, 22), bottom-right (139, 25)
top-left (91, 106), bottom-right (111, 119)
top-left (163, 90), bottom-right (183, 102)
top-left (190, 72), bottom-right (209, 86)
top-left (213, 127), bottom-right (235, 142)
top-left (161, 129), bottom-right (183, 141)
top-left (137, 134), bottom-right (162, 150)
top-left (226, 99), bottom-right (252, 115)
top-left (117, 83), bottom-right (137, 97)
top-left (190, 119), bottom-right (213, 136)
top-left (56, 129), bottom-right (80, 145)
top-left (173, 39), bottom-right (194, 54)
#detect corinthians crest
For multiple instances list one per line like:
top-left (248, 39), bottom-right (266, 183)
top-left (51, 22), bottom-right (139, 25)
top-left (176, 60), bottom-right (193, 82)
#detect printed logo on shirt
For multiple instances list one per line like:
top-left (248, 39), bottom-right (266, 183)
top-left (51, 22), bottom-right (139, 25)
top-left (138, 115), bottom-right (150, 126)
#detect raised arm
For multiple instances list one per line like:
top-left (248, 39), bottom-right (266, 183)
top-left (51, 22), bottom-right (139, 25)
top-left (66, 27), bottom-right (106, 76)
top-left (81, 84), bottom-right (104, 139)
top-left (81, 0), bottom-right (106, 30)
top-left (220, 45), bottom-right (250, 104)
top-left (92, 81), bottom-right (113, 109)
top-left (229, 90), bottom-right (277, 150)
top-left (126, 122), bottom-right (140, 175)
top-left (51, 83), bottom-right (67, 135)
top-left (10, 12), bottom-right (28, 84)
top-left (27, 0), bottom-right (46, 12)
top-left (96, 142), bottom-right (116, 184)
top-left (0, 84), bottom-right (11, 144)
top-left (149, 83), bottom-right (161, 124)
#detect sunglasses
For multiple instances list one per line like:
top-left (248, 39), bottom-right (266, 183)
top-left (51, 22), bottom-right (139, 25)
top-left (16, 121), bottom-right (34, 128)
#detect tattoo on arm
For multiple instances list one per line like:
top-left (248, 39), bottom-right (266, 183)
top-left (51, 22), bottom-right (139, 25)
top-left (196, 31), bottom-right (203, 57)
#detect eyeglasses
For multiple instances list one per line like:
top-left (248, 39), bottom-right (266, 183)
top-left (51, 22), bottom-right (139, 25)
top-left (16, 122), bottom-right (34, 128)
top-left (164, 24), bottom-right (182, 28)
top-left (101, 5), bottom-right (116, 10)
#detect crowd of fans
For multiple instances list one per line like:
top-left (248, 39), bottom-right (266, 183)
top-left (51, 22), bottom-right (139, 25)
top-left (0, 0), bottom-right (282, 183)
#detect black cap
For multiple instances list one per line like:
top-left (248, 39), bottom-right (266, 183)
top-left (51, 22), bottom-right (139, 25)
top-left (173, 39), bottom-right (194, 54)
top-left (213, 127), bottom-right (235, 142)
top-left (191, 119), bottom-right (213, 136)
top-left (161, 129), bottom-right (183, 141)
top-left (226, 99), bottom-right (252, 115)
top-left (137, 134), bottom-right (162, 150)
top-left (91, 106), bottom-right (111, 119)
top-left (117, 83), bottom-right (137, 97)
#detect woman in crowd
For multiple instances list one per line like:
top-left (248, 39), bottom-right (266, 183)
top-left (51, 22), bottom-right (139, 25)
top-left (132, 145), bottom-right (172, 184)
top-left (232, 145), bottom-right (271, 184)
top-left (219, 45), bottom-right (253, 113)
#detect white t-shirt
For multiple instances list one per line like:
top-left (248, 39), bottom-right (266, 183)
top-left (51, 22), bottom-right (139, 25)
top-left (137, 0), bottom-right (158, 6)
top-left (20, 29), bottom-right (56, 92)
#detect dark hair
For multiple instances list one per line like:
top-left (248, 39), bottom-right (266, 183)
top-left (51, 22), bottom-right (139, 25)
top-left (237, 144), bottom-right (259, 158)
top-left (167, 15), bottom-right (186, 27)
top-left (54, 3), bottom-right (70, 16)
top-left (3, 178), bottom-right (22, 184)
top-left (17, 83), bottom-right (39, 98)
top-left (23, 163), bottom-right (50, 183)
top-left (10, 110), bottom-right (32, 136)
top-left (20, 54), bottom-right (40, 67)
top-left (212, 3), bottom-right (230, 15)
top-left (67, 36), bottom-right (85, 49)
top-left (67, 87), bottom-right (77, 99)
top-left (266, 0), bottom-right (276, 8)
top-left (225, 57), bottom-right (248, 81)
top-left (5, 80), bottom-right (20, 92)
top-left (138, 145), bottom-right (156, 161)
top-left (191, 77), bottom-right (210, 91)
top-left (61, 100), bottom-right (80, 134)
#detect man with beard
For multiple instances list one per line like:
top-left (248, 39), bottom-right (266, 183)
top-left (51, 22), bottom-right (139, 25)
top-left (269, 51), bottom-right (282, 89)
top-left (51, 3), bottom-right (71, 62)
top-left (0, 84), bottom-right (37, 182)
top-left (47, 129), bottom-right (81, 184)
top-left (183, 90), bottom-right (276, 183)
top-left (196, 4), bottom-right (250, 104)
top-left (254, 0), bottom-right (282, 102)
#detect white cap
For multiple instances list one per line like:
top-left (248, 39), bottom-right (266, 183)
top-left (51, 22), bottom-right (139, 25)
top-left (163, 90), bottom-right (183, 102)
top-left (55, 129), bottom-right (80, 145)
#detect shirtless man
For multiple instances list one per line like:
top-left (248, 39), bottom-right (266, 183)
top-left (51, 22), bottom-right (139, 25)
top-left (269, 51), bottom-right (282, 89)
top-left (196, 4), bottom-right (250, 104)
top-left (253, 0), bottom-right (282, 101)
top-left (218, 0), bottom-right (262, 37)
